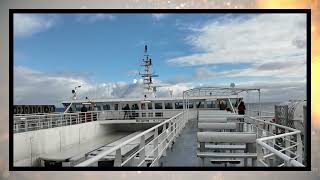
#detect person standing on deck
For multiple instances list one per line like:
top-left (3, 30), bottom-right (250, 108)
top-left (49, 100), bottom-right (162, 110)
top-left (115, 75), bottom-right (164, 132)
top-left (219, 100), bottom-right (226, 110)
top-left (238, 101), bottom-right (246, 115)
top-left (80, 105), bottom-right (88, 122)
top-left (123, 104), bottom-right (130, 119)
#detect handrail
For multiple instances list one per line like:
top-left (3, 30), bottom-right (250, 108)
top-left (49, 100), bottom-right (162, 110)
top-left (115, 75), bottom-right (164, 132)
top-left (75, 112), bottom-right (185, 167)
top-left (227, 98), bottom-right (235, 113)
top-left (245, 116), bottom-right (297, 132)
top-left (246, 109), bottom-right (274, 115)
top-left (14, 110), bottom-right (182, 133)
top-left (248, 115), bottom-right (304, 167)
top-left (257, 130), bottom-right (301, 142)
top-left (256, 140), bottom-right (304, 167)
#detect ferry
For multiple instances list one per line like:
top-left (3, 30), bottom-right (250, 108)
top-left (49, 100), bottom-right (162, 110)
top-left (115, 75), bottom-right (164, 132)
top-left (13, 46), bottom-right (307, 168)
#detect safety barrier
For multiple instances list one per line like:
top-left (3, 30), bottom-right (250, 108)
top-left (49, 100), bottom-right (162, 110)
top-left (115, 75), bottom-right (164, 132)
top-left (196, 109), bottom-right (304, 167)
top-left (13, 110), bottom-right (182, 133)
top-left (245, 116), bottom-right (304, 167)
top-left (75, 110), bottom-right (194, 167)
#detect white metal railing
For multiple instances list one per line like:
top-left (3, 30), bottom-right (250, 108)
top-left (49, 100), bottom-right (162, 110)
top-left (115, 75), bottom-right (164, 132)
top-left (13, 110), bottom-right (182, 133)
top-left (76, 110), bottom-right (196, 167)
top-left (245, 116), bottom-right (304, 167)
top-left (14, 112), bottom-right (99, 133)
top-left (246, 109), bottom-right (275, 119)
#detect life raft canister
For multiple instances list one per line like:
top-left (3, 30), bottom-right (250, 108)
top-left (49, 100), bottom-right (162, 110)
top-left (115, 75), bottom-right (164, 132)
top-left (37, 106), bottom-right (42, 114)
top-left (20, 105), bottom-right (25, 114)
top-left (16, 106), bottom-right (21, 114)
top-left (24, 106), bottom-right (30, 114)
top-left (44, 105), bottom-right (49, 113)
top-left (32, 105), bottom-right (37, 114)
top-left (13, 106), bottom-right (17, 114)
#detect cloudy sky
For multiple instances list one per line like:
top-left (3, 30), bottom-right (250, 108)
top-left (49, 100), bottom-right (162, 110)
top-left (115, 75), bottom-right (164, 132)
top-left (14, 13), bottom-right (306, 106)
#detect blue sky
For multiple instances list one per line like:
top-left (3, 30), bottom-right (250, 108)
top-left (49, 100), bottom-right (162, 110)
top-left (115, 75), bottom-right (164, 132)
top-left (14, 14), bottom-right (219, 82)
top-left (14, 14), bottom-right (257, 83)
top-left (14, 13), bottom-right (307, 105)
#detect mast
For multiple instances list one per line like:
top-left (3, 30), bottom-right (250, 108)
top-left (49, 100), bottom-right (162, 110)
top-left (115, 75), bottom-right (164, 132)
top-left (140, 45), bottom-right (158, 98)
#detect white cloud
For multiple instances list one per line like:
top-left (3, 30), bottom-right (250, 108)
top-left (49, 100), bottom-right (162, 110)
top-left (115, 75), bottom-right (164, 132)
top-left (168, 14), bottom-right (306, 67)
top-left (14, 14), bottom-right (58, 37)
top-left (14, 66), bottom-right (191, 106)
top-left (14, 65), bottom-right (306, 105)
top-left (151, 14), bottom-right (168, 21)
top-left (14, 66), bottom-right (92, 106)
top-left (202, 60), bottom-right (306, 79)
top-left (166, 14), bottom-right (306, 98)
top-left (76, 14), bottom-right (116, 23)
top-left (235, 80), bottom-right (306, 103)
top-left (133, 79), bottom-right (138, 84)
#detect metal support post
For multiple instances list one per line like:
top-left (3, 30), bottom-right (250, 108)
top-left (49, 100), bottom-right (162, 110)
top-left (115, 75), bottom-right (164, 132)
top-left (139, 135), bottom-right (146, 166)
top-left (114, 148), bottom-right (122, 167)
top-left (153, 127), bottom-right (159, 166)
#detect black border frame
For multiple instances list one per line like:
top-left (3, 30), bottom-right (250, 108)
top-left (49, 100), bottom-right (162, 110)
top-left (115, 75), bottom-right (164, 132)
top-left (9, 9), bottom-right (312, 171)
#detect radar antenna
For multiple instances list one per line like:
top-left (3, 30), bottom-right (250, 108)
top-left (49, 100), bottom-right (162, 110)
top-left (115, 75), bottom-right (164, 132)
top-left (139, 45), bottom-right (158, 98)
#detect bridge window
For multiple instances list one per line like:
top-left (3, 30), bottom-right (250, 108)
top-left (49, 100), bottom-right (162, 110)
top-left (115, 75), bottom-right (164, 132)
top-left (195, 101), bottom-right (204, 108)
top-left (175, 102), bottom-right (183, 109)
top-left (206, 101), bottom-right (214, 108)
top-left (141, 103), bottom-right (146, 110)
top-left (165, 102), bottom-right (173, 109)
top-left (188, 102), bottom-right (194, 108)
top-left (132, 104), bottom-right (139, 110)
top-left (103, 104), bottom-right (110, 110)
top-left (114, 104), bottom-right (119, 110)
top-left (155, 103), bottom-right (163, 109)
top-left (148, 103), bottom-right (153, 110)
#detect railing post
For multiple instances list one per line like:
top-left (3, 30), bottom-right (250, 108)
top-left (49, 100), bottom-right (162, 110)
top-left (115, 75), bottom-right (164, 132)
top-left (256, 143), bottom-right (263, 167)
top-left (39, 116), bottom-right (42, 130)
top-left (139, 135), bottom-right (146, 166)
top-left (24, 118), bottom-right (28, 132)
top-left (177, 116), bottom-right (181, 136)
top-left (174, 119), bottom-right (177, 140)
top-left (114, 148), bottom-right (122, 167)
top-left (15, 122), bottom-right (18, 133)
top-left (296, 133), bottom-right (303, 163)
top-left (153, 127), bottom-right (159, 166)
top-left (285, 130), bottom-right (290, 156)
top-left (169, 121), bottom-right (173, 148)
top-left (161, 123), bottom-right (167, 156)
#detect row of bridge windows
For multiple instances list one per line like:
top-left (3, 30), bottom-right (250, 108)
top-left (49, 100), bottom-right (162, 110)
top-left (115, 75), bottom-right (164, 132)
top-left (93, 100), bottom-right (220, 111)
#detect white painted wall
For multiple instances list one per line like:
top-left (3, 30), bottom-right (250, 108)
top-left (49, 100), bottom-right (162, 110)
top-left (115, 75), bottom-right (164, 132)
top-left (14, 121), bottom-right (114, 166)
